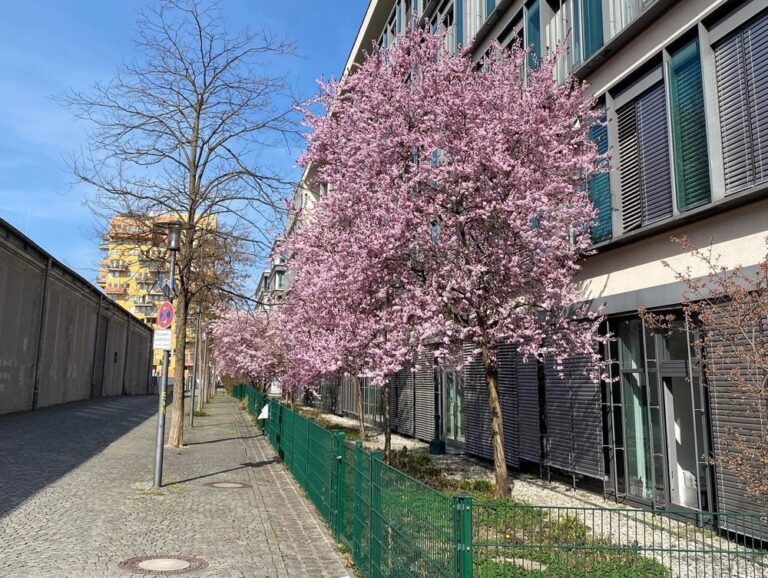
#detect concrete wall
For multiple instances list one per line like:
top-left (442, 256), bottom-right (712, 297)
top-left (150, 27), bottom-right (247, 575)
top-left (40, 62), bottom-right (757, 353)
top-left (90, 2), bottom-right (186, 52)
top-left (0, 218), bottom-right (152, 415)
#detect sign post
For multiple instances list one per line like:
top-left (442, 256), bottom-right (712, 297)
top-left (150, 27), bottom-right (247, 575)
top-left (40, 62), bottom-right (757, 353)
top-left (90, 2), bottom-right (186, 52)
top-left (152, 223), bottom-right (180, 489)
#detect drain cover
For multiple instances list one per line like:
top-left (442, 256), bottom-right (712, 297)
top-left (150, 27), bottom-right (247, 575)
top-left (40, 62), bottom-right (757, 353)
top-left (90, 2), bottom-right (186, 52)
top-left (204, 481), bottom-right (250, 489)
top-left (119, 555), bottom-right (208, 575)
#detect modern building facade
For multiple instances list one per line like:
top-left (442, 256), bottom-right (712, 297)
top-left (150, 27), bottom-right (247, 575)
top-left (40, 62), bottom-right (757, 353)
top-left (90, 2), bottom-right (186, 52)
top-left (316, 0), bottom-right (768, 536)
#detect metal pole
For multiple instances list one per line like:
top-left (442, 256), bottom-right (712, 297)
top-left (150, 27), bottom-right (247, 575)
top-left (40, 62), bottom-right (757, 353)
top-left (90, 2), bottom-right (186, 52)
top-left (200, 336), bottom-right (208, 409)
top-left (189, 307), bottom-right (200, 426)
top-left (152, 248), bottom-right (176, 488)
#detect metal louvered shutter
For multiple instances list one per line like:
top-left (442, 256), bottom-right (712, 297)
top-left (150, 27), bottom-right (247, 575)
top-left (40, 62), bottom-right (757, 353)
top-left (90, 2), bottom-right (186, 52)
top-left (707, 302), bottom-right (768, 540)
top-left (463, 344), bottom-right (492, 461)
top-left (414, 349), bottom-right (435, 442)
top-left (394, 364), bottom-right (415, 437)
top-left (618, 82), bottom-right (673, 231)
top-left (716, 31), bottom-right (753, 193)
top-left (498, 342), bottom-right (520, 469)
top-left (463, 343), bottom-right (520, 469)
top-left (747, 12), bottom-right (768, 186)
top-left (618, 100), bottom-right (642, 232)
top-left (545, 354), bottom-right (603, 480)
top-left (517, 352), bottom-right (541, 464)
top-left (715, 10), bottom-right (768, 194)
top-left (669, 40), bottom-right (711, 211)
top-left (638, 82), bottom-right (673, 224)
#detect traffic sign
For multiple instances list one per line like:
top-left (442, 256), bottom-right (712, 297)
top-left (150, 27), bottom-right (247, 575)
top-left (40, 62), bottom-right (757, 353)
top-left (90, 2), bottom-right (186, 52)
top-left (157, 301), bottom-right (174, 329)
top-left (153, 328), bottom-right (172, 351)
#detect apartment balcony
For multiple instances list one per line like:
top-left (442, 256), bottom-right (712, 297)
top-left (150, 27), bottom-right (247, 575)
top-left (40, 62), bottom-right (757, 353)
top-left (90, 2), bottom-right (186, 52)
top-left (134, 300), bottom-right (157, 310)
top-left (96, 274), bottom-right (108, 287)
top-left (148, 286), bottom-right (164, 296)
top-left (105, 284), bottom-right (127, 296)
top-left (106, 260), bottom-right (129, 271)
top-left (135, 272), bottom-right (155, 283)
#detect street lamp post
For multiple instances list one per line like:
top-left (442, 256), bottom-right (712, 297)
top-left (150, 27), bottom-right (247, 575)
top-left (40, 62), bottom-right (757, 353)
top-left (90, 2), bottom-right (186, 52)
top-left (152, 221), bottom-right (181, 488)
top-left (189, 304), bottom-right (201, 427)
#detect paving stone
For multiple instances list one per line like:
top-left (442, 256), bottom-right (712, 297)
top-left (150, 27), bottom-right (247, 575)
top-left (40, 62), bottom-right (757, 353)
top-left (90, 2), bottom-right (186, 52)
top-left (0, 394), bottom-right (350, 578)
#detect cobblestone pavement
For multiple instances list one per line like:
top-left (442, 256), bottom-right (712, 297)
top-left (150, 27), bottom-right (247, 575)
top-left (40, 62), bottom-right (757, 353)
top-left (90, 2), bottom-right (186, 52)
top-left (0, 394), bottom-right (350, 578)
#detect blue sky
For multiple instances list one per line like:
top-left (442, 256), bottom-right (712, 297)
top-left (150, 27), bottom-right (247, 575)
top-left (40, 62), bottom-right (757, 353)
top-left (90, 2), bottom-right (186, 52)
top-left (0, 1), bottom-right (368, 280)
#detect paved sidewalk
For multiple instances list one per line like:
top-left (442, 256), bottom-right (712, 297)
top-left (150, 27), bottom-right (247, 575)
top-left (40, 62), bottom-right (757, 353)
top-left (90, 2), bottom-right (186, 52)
top-left (0, 394), bottom-right (350, 578)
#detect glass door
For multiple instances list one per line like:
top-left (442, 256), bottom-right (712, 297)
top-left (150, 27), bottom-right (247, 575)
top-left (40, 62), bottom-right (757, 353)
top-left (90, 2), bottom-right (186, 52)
top-left (443, 370), bottom-right (465, 444)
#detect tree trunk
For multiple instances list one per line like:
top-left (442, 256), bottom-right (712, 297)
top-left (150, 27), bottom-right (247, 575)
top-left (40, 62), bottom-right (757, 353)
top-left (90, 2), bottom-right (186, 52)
top-left (354, 375), bottom-right (366, 441)
top-left (167, 289), bottom-right (188, 447)
top-left (484, 348), bottom-right (510, 497)
top-left (383, 378), bottom-right (392, 463)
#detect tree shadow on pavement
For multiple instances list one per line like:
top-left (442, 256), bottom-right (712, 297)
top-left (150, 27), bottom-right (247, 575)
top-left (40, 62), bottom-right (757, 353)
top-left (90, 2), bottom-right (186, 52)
top-left (166, 459), bottom-right (277, 486)
top-left (0, 395), bottom-right (158, 518)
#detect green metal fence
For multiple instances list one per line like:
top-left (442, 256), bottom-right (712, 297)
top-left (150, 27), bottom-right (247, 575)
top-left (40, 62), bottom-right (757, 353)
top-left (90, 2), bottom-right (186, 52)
top-left (233, 385), bottom-right (768, 578)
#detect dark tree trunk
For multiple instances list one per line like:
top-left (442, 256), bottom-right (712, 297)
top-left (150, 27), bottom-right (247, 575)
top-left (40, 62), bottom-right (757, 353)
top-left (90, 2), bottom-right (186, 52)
top-left (354, 375), bottom-right (366, 441)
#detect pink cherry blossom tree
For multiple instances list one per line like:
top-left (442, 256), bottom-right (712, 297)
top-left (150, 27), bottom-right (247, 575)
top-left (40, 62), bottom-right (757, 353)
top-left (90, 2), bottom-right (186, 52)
top-left (293, 27), bottom-right (604, 494)
top-left (209, 308), bottom-right (285, 392)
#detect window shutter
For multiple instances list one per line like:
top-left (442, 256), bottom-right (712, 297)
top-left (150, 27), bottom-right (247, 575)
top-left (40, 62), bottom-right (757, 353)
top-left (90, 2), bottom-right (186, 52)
top-left (588, 118), bottom-right (612, 243)
top-left (618, 100), bottom-right (642, 232)
top-left (745, 12), bottom-right (768, 186)
top-left (618, 82), bottom-right (673, 233)
top-left (669, 40), bottom-right (711, 211)
top-left (637, 82), bottom-right (673, 224)
top-left (716, 24), bottom-right (755, 193)
top-left (715, 10), bottom-right (768, 194)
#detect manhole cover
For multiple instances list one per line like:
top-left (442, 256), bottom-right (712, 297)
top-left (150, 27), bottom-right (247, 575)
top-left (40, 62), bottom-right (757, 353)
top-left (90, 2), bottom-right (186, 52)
top-left (119, 555), bottom-right (208, 575)
top-left (204, 481), bottom-right (250, 489)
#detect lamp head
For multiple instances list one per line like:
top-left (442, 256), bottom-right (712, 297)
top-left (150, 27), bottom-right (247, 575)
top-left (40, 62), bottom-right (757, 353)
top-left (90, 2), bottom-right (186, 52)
top-left (155, 220), bottom-right (183, 251)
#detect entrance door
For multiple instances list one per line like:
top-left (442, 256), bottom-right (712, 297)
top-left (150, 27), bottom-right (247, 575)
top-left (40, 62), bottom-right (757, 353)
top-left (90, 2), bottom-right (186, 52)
top-left (605, 315), bottom-right (713, 510)
top-left (443, 370), bottom-right (465, 444)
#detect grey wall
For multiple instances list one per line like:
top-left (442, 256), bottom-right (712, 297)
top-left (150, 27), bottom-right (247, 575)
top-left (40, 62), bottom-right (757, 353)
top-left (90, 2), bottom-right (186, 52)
top-left (0, 218), bottom-right (152, 415)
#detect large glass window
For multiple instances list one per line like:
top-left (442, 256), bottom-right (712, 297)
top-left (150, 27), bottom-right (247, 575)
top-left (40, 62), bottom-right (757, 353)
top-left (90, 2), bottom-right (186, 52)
top-left (587, 114), bottom-right (612, 243)
top-left (668, 39), bottom-right (711, 212)
top-left (616, 318), bottom-right (653, 501)
top-left (526, 0), bottom-right (542, 68)
top-left (581, 0), bottom-right (604, 59)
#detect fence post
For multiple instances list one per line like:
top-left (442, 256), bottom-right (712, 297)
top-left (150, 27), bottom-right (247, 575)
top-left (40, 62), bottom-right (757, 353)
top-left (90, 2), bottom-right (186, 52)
top-left (333, 432), bottom-right (346, 538)
top-left (306, 417), bottom-right (315, 489)
top-left (352, 440), bottom-right (364, 564)
top-left (370, 450), bottom-right (383, 578)
top-left (454, 495), bottom-right (472, 578)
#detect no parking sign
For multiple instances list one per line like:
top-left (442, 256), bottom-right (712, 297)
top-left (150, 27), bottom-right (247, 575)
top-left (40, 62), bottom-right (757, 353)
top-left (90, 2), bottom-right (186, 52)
top-left (157, 301), bottom-right (174, 329)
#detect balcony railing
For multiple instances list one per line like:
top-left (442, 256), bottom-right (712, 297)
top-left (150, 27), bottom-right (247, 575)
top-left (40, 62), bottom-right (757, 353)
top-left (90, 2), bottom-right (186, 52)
top-left (105, 284), bottom-right (128, 296)
top-left (106, 260), bottom-right (129, 271)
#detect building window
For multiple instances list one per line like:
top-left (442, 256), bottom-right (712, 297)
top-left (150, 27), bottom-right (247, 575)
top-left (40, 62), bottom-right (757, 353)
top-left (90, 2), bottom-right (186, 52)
top-left (604, 315), bottom-right (711, 509)
top-left (714, 9), bottom-right (768, 195)
top-left (617, 79), bottom-right (673, 232)
top-left (275, 272), bottom-right (285, 290)
top-left (606, 0), bottom-right (640, 40)
top-left (544, 0), bottom-right (571, 81)
top-left (588, 114), bottom-right (612, 243)
top-left (431, 0), bottom-right (458, 54)
top-left (668, 39), bottom-right (711, 212)
top-left (525, 0), bottom-right (542, 68)
top-left (581, 0), bottom-right (604, 60)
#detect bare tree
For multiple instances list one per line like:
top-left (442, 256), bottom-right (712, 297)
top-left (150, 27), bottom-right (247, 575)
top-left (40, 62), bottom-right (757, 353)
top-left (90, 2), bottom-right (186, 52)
top-left (61, 0), bottom-right (297, 447)
top-left (641, 236), bottom-right (768, 501)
